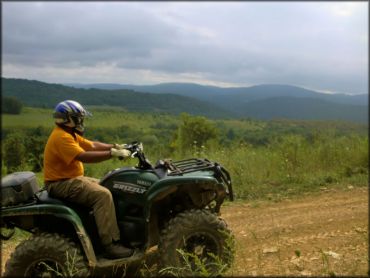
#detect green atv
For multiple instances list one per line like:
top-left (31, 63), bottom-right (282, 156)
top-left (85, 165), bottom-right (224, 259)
top-left (1, 142), bottom-right (235, 277)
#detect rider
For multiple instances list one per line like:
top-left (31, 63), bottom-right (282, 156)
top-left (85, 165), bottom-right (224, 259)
top-left (43, 100), bottom-right (133, 259)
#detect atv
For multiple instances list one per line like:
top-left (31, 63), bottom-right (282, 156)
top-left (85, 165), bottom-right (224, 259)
top-left (1, 142), bottom-right (235, 277)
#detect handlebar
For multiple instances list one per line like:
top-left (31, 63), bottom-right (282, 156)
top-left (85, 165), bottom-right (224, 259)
top-left (123, 141), bottom-right (143, 157)
top-left (124, 141), bottom-right (152, 169)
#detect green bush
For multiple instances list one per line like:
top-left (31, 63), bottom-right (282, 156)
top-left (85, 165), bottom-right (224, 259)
top-left (173, 113), bottom-right (219, 155)
top-left (3, 132), bottom-right (27, 173)
top-left (2, 96), bottom-right (23, 114)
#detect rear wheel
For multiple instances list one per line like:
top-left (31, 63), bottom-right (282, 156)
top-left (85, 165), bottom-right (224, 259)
top-left (158, 209), bottom-right (234, 276)
top-left (4, 232), bottom-right (89, 277)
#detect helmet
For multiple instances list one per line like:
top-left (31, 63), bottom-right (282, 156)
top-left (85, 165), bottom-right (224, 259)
top-left (53, 100), bottom-right (91, 133)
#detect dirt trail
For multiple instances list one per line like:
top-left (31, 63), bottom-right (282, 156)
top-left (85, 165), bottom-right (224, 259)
top-left (222, 186), bottom-right (368, 276)
top-left (2, 186), bottom-right (368, 276)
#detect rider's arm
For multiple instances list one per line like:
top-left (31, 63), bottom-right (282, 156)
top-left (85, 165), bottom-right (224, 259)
top-left (91, 141), bottom-right (114, 151)
top-left (75, 150), bottom-right (112, 163)
top-left (75, 136), bottom-right (129, 162)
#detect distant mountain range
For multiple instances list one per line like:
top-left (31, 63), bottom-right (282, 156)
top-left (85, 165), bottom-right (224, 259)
top-left (2, 78), bottom-right (230, 118)
top-left (65, 82), bottom-right (368, 106)
top-left (2, 78), bottom-right (368, 123)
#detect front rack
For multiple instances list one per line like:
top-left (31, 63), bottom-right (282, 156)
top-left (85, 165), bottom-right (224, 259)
top-left (165, 158), bottom-right (234, 201)
top-left (167, 158), bottom-right (214, 176)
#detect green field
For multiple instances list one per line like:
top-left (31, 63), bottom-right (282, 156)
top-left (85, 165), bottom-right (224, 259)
top-left (2, 107), bottom-right (368, 200)
top-left (2, 107), bottom-right (174, 128)
top-left (2, 107), bottom-right (266, 134)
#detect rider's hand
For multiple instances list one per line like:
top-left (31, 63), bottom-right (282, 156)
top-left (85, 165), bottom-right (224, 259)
top-left (113, 143), bottom-right (128, 150)
top-left (110, 148), bottom-right (131, 160)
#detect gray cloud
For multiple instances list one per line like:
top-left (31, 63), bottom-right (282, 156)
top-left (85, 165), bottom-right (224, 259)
top-left (2, 2), bottom-right (368, 94)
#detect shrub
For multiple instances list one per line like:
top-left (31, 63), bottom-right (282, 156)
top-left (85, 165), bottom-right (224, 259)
top-left (173, 113), bottom-right (219, 155)
top-left (3, 132), bottom-right (27, 173)
top-left (2, 96), bottom-right (23, 114)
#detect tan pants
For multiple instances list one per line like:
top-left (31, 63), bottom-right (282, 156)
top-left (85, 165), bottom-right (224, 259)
top-left (45, 176), bottom-right (120, 246)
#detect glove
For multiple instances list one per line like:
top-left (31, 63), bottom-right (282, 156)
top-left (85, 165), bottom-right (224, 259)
top-left (113, 143), bottom-right (129, 150)
top-left (110, 148), bottom-right (131, 160)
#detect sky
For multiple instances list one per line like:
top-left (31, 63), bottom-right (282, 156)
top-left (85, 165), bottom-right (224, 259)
top-left (2, 1), bottom-right (368, 95)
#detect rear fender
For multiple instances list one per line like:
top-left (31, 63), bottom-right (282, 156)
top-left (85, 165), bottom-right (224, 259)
top-left (1, 204), bottom-right (97, 266)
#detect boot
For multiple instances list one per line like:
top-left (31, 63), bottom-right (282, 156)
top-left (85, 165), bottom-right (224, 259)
top-left (103, 243), bottom-right (134, 259)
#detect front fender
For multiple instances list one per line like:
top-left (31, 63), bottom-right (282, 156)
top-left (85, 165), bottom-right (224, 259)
top-left (146, 176), bottom-right (218, 201)
top-left (1, 204), bottom-right (97, 266)
top-left (144, 176), bottom-right (224, 219)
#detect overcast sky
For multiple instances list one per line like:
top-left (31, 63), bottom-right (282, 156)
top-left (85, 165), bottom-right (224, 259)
top-left (2, 1), bottom-right (368, 94)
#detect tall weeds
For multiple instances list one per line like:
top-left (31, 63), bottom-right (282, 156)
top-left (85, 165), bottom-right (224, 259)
top-left (81, 131), bottom-right (368, 201)
top-left (184, 132), bottom-right (368, 200)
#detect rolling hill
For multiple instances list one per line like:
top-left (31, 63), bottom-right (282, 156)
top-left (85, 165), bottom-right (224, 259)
top-left (66, 82), bottom-right (368, 106)
top-left (1, 78), bottom-right (231, 118)
top-left (2, 78), bottom-right (368, 123)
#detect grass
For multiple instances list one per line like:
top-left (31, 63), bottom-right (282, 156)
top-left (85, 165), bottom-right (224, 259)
top-left (158, 249), bottom-right (227, 277)
top-left (39, 250), bottom-right (83, 277)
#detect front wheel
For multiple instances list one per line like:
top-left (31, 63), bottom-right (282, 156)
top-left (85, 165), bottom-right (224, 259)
top-left (158, 209), bottom-right (235, 276)
top-left (4, 232), bottom-right (89, 277)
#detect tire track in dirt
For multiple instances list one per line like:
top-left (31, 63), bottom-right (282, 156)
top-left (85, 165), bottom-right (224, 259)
top-left (222, 186), bottom-right (368, 276)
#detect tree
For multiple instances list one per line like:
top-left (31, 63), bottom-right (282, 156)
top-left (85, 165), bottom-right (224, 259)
top-left (2, 96), bottom-right (23, 114)
top-left (3, 132), bottom-right (26, 173)
top-left (174, 113), bottom-right (219, 154)
top-left (25, 135), bottom-right (45, 172)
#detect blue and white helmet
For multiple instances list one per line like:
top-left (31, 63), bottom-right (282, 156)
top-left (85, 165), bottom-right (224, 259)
top-left (53, 100), bottom-right (91, 132)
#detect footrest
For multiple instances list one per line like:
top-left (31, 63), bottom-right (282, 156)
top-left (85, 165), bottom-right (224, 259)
top-left (96, 249), bottom-right (144, 268)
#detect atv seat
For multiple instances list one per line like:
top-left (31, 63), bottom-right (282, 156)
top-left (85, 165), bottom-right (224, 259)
top-left (35, 190), bottom-right (94, 217)
top-left (35, 190), bottom-right (65, 206)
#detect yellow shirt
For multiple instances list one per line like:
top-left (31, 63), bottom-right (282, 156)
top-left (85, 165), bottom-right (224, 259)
top-left (43, 126), bottom-right (94, 182)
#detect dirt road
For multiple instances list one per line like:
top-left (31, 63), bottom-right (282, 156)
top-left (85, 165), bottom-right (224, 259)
top-left (2, 186), bottom-right (368, 276)
top-left (223, 186), bottom-right (368, 276)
